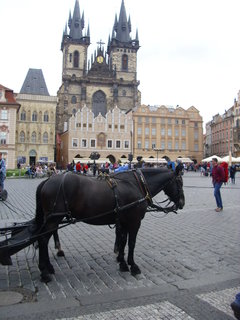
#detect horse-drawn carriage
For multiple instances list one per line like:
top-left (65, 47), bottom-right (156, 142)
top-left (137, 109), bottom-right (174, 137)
top-left (0, 167), bottom-right (185, 282)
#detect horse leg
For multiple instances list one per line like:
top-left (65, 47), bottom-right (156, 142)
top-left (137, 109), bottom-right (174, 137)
top-left (127, 224), bottom-right (141, 276)
top-left (116, 226), bottom-right (129, 272)
top-left (38, 234), bottom-right (54, 283)
top-left (114, 222), bottom-right (121, 254)
top-left (53, 230), bottom-right (65, 257)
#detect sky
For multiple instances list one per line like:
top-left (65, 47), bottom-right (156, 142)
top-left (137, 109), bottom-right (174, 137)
top-left (1, 0), bottom-right (240, 129)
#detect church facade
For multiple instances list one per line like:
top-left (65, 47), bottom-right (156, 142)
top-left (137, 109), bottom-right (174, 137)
top-left (56, 0), bottom-right (140, 166)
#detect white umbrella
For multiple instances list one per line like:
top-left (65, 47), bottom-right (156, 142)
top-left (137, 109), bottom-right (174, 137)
top-left (201, 155), bottom-right (222, 162)
top-left (221, 155), bottom-right (238, 163)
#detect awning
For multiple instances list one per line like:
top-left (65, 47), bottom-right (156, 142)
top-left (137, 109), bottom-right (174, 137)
top-left (176, 157), bottom-right (193, 163)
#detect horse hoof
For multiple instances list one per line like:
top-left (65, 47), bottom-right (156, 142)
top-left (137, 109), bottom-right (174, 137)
top-left (40, 273), bottom-right (52, 283)
top-left (131, 265), bottom-right (141, 276)
top-left (119, 261), bottom-right (129, 272)
top-left (57, 250), bottom-right (65, 257)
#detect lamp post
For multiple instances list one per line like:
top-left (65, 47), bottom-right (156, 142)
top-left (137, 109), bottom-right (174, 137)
top-left (153, 148), bottom-right (162, 166)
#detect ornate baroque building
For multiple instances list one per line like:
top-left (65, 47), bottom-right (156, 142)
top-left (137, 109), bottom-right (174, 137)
top-left (56, 0), bottom-right (140, 166)
top-left (0, 85), bottom-right (20, 169)
top-left (133, 104), bottom-right (203, 163)
top-left (16, 69), bottom-right (57, 166)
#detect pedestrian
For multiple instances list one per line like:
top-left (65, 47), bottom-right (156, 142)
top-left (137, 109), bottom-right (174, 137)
top-left (17, 161), bottom-right (21, 176)
top-left (211, 157), bottom-right (225, 212)
top-left (0, 153), bottom-right (6, 191)
top-left (231, 293), bottom-right (240, 319)
top-left (230, 164), bottom-right (236, 184)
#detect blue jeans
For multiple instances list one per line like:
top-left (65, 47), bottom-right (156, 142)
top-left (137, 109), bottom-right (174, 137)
top-left (214, 182), bottom-right (223, 208)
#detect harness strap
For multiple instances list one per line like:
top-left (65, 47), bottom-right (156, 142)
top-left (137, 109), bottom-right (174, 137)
top-left (134, 169), bottom-right (153, 206)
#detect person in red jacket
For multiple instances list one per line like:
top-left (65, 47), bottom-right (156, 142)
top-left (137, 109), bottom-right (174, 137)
top-left (76, 161), bottom-right (81, 173)
top-left (212, 158), bottom-right (225, 212)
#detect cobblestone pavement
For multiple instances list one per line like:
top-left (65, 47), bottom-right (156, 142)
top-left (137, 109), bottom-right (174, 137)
top-left (0, 172), bottom-right (240, 319)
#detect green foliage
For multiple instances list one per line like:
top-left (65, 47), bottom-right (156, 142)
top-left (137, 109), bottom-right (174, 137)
top-left (6, 169), bottom-right (25, 177)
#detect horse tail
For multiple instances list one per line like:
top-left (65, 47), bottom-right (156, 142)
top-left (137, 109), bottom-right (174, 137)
top-left (35, 179), bottom-right (48, 229)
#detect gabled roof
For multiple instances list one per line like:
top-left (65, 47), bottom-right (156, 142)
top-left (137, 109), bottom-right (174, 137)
top-left (20, 69), bottom-right (49, 96)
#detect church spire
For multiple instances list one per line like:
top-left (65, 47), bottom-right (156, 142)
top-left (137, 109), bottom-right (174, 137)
top-left (69, 0), bottom-right (83, 40)
top-left (115, 0), bottom-right (131, 42)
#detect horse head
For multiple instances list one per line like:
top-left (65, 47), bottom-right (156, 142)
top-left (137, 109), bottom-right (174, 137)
top-left (163, 166), bottom-right (185, 211)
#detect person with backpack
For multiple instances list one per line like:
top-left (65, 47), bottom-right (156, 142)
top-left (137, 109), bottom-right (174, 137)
top-left (212, 157), bottom-right (225, 212)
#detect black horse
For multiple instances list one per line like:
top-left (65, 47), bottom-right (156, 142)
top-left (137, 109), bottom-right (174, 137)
top-left (35, 167), bottom-right (185, 282)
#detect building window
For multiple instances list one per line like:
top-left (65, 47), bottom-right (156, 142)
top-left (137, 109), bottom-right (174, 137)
top-left (120, 125), bottom-right (125, 130)
top-left (71, 96), bottom-right (77, 104)
top-left (43, 111), bottom-right (49, 122)
top-left (124, 140), bottom-right (129, 148)
top-left (175, 129), bottom-right (179, 136)
top-left (20, 111), bottom-right (26, 121)
top-left (137, 140), bottom-right (142, 149)
top-left (19, 131), bottom-right (25, 143)
top-left (90, 139), bottom-right (96, 148)
top-left (161, 141), bottom-right (165, 149)
top-left (152, 128), bottom-right (156, 136)
top-left (145, 140), bottom-right (149, 149)
top-left (0, 132), bottom-right (6, 145)
top-left (161, 118), bottom-right (165, 124)
top-left (194, 122), bottom-right (198, 128)
top-left (1, 110), bottom-right (7, 120)
top-left (168, 141), bottom-right (172, 149)
top-left (168, 128), bottom-right (172, 136)
top-left (194, 131), bottom-right (198, 139)
top-left (168, 118), bottom-right (172, 124)
top-left (138, 117), bottom-right (142, 123)
top-left (137, 127), bottom-right (142, 135)
top-left (43, 132), bottom-right (48, 144)
top-left (69, 53), bottom-right (72, 62)
top-left (182, 129), bottom-right (186, 137)
top-left (182, 119), bottom-right (185, 125)
top-left (107, 140), bottom-right (113, 148)
top-left (175, 141), bottom-right (179, 149)
top-left (122, 54), bottom-right (128, 70)
top-left (116, 140), bottom-right (121, 148)
top-left (72, 139), bottom-right (78, 147)
top-left (161, 128), bottom-right (165, 136)
top-left (73, 51), bottom-right (79, 68)
top-left (81, 139), bottom-right (87, 148)
top-left (76, 123), bottom-right (81, 127)
top-left (152, 141), bottom-right (156, 149)
top-left (72, 108), bottom-right (77, 116)
top-left (32, 111), bottom-right (37, 122)
top-left (181, 141), bottom-right (186, 150)
top-left (145, 117), bottom-right (149, 123)
top-left (175, 119), bottom-right (179, 124)
top-left (194, 143), bottom-right (199, 151)
top-left (145, 127), bottom-right (149, 135)
top-left (108, 124), bottom-right (112, 129)
top-left (152, 117), bottom-right (156, 124)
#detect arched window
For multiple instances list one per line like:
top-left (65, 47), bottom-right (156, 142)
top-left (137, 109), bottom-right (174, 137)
top-left (31, 131), bottom-right (36, 143)
top-left (43, 111), bottom-right (49, 122)
top-left (32, 111), bottom-right (37, 122)
top-left (92, 90), bottom-right (107, 117)
top-left (20, 110), bottom-right (26, 121)
top-left (43, 132), bottom-right (48, 144)
top-left (122, 54), bottom-right (128, 70)
top-left (71, 96), bottom-right (77, 104)
top-left (74, 51), bottom-right (79, 68)
top-left (20, 131), bottom-right (25, 143)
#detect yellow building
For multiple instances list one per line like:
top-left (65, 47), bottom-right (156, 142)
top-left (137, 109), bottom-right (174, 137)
top-left (16, 69), bottom-right (57, 166)
top-left (133, 104), bottom-right (203, 163)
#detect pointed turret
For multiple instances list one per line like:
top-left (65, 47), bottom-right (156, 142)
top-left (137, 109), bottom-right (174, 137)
top-left (69, 0), bottom-right (82, 40)
top-left (115, 0), bottom-right (130, 42)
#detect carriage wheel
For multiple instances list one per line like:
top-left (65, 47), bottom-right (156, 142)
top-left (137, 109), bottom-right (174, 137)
top-left (0, 189), bottom-right (8, 201)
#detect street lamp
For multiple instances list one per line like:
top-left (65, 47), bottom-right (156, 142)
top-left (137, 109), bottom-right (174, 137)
top-left (153, 148), bottom-right (162, 166)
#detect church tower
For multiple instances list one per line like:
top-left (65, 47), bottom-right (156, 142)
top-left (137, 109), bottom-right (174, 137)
top-left (57, 0), bottom-right (90, 133)
top-left (56, 0), bottom-right (140, 135)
